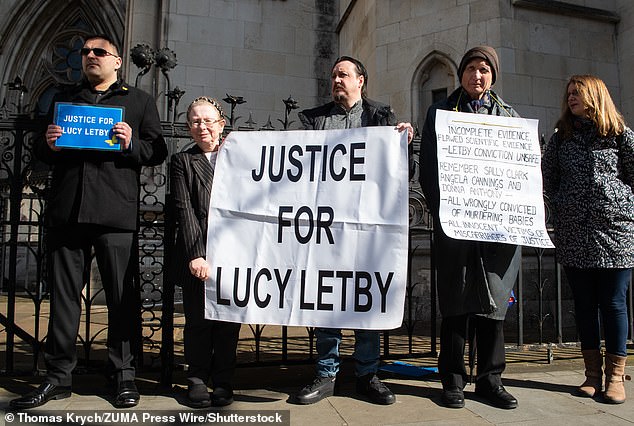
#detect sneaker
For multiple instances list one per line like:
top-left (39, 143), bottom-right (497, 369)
top-left (356, 373), bottom-right (396, 405)
top-left (295, 375), bottom-right (336, 404)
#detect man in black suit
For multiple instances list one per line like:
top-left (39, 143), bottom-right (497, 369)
top-left (170, 96), bottom-right (241, 408)
top-left (10, 33), bottom-right (167, 409)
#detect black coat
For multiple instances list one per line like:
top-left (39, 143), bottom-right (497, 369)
top-left (170, 145), bottom-right (215, 288)
top-left (419, 88), bottom-right (521, 320)
top-left (35, 80), bottom-right (167, 231)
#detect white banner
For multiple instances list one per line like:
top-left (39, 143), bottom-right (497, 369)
top-left (204, 127), bottom-right (409, 329)
top-left (435, 110), bottom-right (553, 248)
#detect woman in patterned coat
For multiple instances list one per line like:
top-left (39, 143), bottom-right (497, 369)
top-left (542, 75), bottom-right (634, 404)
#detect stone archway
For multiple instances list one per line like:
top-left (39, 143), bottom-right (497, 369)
top-left (411, 51), bottom-right (458, 131)
top-left (0, 0), bottom-right (125, 115)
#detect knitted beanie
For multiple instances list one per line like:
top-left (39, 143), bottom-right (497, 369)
top-left (458, 46), bottom-right (499, 84)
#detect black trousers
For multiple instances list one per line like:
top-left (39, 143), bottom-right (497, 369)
top-left (44, 225), bottom-right (137, 386)
top-left (438, 314), bottom-right (506, 390)
top-left (181, 279), bottom-right (241, 387)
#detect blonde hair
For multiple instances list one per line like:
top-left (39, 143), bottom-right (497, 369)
top-left (556, 75), bottom-right (625, 139)
top-left (186, 96), bottom-right (225, 123)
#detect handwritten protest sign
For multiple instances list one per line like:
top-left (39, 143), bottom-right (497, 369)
top-left (204, 127), bottom-right (409, 329)
top-left (54, 103), bottom-right (124, 151)
top-left (435, 110), bottom-right (553, 248)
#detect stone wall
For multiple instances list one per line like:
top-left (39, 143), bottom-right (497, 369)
top-left (126, 0), bottom-right (339, 127)
top-left (616, 0), bottom-right (634, 121)
top-left (2, 1), bottom-right (630, 130)
top-left (335, 0), bottom-right (629, 138)
top-left (508, 0), bottom-right (620, 139)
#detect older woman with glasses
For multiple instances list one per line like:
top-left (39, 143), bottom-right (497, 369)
top-left (170, 97), bottom-right (241, 408)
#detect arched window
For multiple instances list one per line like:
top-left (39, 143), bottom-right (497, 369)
top-left (0, 1), bottom-right (124, 116)
top-left (411, 51), bottom-right (458, 130)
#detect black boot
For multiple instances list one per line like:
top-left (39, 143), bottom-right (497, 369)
top-left (187, 383), bottom-right (211, 408)
top-left (212, 384), bottom-right (234, 407)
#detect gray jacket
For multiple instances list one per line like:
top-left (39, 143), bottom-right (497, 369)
top-left (299, 98), bottom-right (415, 180)
top-left (298, 98), bottom-right (396, 129)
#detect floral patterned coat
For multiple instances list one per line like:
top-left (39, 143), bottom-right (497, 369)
top-left (541, 118), bottom-right (634, 268)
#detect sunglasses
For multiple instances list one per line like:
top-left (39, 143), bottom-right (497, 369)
top-left (80, 47), bottom-right (118, 58)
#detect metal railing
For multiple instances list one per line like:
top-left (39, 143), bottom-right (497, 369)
top-left (0, 108), bottom-right (630, 384)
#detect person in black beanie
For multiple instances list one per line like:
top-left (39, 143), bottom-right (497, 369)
top-left (419, 46), bottom-right (520, 410)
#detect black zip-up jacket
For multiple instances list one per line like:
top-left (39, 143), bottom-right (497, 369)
top-left (299, 98), bottom-right (414, 178)
top-left (35, 80), bottom-right (168, 231)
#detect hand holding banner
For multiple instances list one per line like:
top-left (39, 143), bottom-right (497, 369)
top-left (53, 102), bottom-right (124, 151)
top-left (204, 127), bottom-right (409, 329)
top-left (435, 110), bottom-right (553, 248)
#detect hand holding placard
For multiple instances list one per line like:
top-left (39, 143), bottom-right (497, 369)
top-left (435, 110), bottom-right (553, 248)
top-left (53, 102), bottom-right (125, 151)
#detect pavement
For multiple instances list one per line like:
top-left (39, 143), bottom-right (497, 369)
top-left (1, 350), bottom-right (633, 426)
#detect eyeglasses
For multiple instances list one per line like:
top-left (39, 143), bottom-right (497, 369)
top-left (80, 47), bottom-right (118, 58)
top-left (189, 118), bottom-right (223, 127)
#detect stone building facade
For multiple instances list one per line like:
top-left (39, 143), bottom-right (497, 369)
top-left (0, 0), bottom-right (632, 342)
top-left (338, 0), bottom-right (633, 138)
top-left (1, 0), bottom-right (632, 134)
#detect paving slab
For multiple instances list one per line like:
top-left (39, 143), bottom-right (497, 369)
top-left (1, 356), bottom-right (633, 425)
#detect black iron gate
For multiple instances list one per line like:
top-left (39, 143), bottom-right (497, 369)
top-left (2, 97), bottom-right (629, 383)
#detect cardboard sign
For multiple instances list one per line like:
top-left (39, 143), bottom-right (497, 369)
top-left (204, 127), bottom-right (409, 330)
top-left (53, 103), bottom-right (124, 151)
top-left (435, 109), bottom-right (554, 248)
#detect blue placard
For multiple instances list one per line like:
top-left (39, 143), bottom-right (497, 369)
top-left (53, 103), bottom-right (125, 151)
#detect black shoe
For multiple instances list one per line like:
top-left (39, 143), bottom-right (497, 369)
top-left (212, 384), bottom-right (234, 407)
top-left (9, 383), bottom-right (71, 409)
top-left (113, 380), bottom-right (140, 408)
top-left (356, 373), bottom-right (396, 405)
top-left (475, 385), bottom-right (518, 409)
top-left (187, 383), bottom-right (211, 408)
top-left (295, 376), bottom-right (336, 404)
top-left (441, 386), bottom-right (465, 408)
